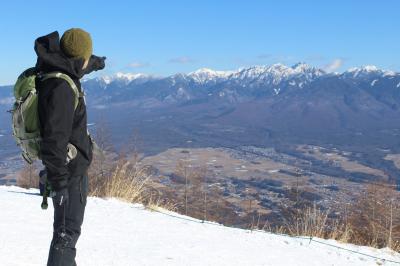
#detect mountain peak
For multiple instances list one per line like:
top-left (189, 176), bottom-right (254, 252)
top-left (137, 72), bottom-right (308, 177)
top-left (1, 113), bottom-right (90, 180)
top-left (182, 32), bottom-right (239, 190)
top-left (232, 63), bottom-right (324, 83)
top-left (344, 65), bottom-right (389, 78)
top-left (292, 62), bottom-right (308, 68)
top-left (187, 68), bottom-right (233, 83)
top-left (347, 65), bottom-right (379, 73)
top-left (291, 62), bottom-right (316, 72)
top-left (363, 65), bottom-right (379, 72)
top-left (115, 72), bottom-right (150, 81)
top-left (189, 68), bottom-right (217, 74)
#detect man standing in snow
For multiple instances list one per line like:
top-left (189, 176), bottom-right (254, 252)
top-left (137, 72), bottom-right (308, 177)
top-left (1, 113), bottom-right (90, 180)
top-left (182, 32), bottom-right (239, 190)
top-left (35, 28), bottom-right (105, 265)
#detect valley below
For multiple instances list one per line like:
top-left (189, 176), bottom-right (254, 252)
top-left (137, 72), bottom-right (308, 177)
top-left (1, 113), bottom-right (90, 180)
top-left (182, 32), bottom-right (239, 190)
top-left (139, 144), bottom-right (400, 227)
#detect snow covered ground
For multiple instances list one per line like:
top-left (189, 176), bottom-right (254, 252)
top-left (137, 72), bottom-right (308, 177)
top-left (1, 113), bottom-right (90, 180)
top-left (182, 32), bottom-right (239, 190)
top-left (1, 186), bottom-right (399, 266)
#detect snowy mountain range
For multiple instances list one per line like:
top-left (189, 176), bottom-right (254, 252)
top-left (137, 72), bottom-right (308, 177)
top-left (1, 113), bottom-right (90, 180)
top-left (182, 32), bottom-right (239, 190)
top-left (87, 63), bottom-right (397, 89)
top-left (1, 63), bottom-right (398, 105)
top-left (1, 63), bottom-right (400, 157)
top-left (80, 63), bottom-right (399, 107)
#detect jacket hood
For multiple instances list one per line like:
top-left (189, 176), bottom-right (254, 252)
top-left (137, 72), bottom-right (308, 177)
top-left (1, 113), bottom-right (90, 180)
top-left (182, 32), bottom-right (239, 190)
top-left (34, 31), bottom-right (86, 79)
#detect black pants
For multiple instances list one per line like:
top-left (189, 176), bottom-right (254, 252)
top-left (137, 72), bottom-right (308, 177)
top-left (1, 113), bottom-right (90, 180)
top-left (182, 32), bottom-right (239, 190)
top-left (47, 175), bottom-right (88, 266)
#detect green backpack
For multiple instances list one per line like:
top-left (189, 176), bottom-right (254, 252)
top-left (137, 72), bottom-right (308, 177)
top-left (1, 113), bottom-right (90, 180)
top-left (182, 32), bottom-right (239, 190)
top-left (12, 67), bottom-right (80, 164)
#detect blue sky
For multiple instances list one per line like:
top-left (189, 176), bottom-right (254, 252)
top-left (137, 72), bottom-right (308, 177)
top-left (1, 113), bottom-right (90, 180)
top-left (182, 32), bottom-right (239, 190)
top-left (0, 0), bottom-right (399, 85)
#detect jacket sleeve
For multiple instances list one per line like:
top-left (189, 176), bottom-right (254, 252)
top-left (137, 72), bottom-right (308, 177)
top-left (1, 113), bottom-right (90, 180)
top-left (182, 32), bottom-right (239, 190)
top-left (38, 79), bottom-right (75, 191)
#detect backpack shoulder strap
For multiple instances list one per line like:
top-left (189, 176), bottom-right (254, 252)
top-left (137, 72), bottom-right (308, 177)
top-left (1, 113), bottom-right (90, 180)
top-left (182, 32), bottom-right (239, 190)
top-left (40, 72), bottom-right (81, 110)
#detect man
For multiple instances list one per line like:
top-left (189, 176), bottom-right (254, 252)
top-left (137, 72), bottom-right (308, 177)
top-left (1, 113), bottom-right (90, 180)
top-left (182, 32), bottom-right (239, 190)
top-left (35, 28), bottom-right (105, 265)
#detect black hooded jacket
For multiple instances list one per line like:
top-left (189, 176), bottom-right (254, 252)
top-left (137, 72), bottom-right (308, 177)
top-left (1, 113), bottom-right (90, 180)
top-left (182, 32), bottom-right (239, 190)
top-left (34, 31), bottom-right (103, 191)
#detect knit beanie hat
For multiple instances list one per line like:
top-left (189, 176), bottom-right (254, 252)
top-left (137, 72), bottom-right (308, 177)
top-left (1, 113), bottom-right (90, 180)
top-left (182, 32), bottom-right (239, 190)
top-left (60, 28), bottom-right (93, 61)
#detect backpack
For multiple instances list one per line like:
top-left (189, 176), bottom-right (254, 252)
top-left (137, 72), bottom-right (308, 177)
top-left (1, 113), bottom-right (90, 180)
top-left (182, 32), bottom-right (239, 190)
top-left (11, 67), bottom-right (81, 164)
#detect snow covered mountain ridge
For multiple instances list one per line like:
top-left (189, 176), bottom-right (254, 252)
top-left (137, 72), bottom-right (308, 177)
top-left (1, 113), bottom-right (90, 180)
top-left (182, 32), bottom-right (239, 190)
top-left (88, 63), bottom-right (398, 85)
top-left (76, 62), bottom-right (400, 107)
top-left (92, 72), bottom-right (156, 85)
top-left (186, 68), bottom-right (235, 83)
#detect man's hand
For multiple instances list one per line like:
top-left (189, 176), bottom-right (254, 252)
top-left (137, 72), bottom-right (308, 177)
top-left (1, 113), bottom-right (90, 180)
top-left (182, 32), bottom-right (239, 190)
top-left (84, 55), bottom-right (106, 74)
top-left (93, 56), bottom-right (106, 71)
top-left (50, 188), bottom-right (69, 206)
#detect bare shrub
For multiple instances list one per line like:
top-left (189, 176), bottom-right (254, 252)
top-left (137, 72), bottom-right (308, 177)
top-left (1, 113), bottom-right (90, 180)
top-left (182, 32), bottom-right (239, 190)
top-left (273, 203), bottom-right (349, 240)
top-left (348, 182), bottom-right (400, 251)
top-left (174, 157), bottom-right (199, 215)
top-left (265, 181), bottom-right (400, 252)
top-left (288, 204), bottom-right (329, 238)
top-left (173, 155), bottom-right (211, 219)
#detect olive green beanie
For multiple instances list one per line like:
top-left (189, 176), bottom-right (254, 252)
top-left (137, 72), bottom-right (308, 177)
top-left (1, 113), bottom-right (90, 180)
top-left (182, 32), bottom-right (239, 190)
top-left (60, 28), bottom-right (93, 61)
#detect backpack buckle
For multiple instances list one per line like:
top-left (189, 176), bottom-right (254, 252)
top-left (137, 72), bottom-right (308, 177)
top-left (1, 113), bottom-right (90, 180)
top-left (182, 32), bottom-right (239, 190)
top-left (21, 152), bottom-right (34, 164)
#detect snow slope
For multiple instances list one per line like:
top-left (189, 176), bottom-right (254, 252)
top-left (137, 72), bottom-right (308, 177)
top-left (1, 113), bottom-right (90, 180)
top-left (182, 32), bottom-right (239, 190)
top-left (1, 186), bottom-right (399, 266)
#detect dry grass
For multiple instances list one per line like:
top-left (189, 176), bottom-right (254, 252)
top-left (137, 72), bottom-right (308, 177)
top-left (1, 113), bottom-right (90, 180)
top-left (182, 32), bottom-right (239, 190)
top-left (104, 161), bottom-right (150, 203)
top-left (264, 204), bottom-right (351, 242)
top-left (88, 153), bottom-right (179, 213)
top-left (88, 122), bottom-right (149, 202)
top-left (89, 156), bottom-right (152, 203)
top-left (86, 123), bottom-right (176, 212)
top-left (286, 205), bottom-right (330, 238)
top-left (16, 164), bottom-right (38, 189)
top-left (391, 240), bottom-right (400, 252)
top-left (145, 194), bottom-right (178, 212)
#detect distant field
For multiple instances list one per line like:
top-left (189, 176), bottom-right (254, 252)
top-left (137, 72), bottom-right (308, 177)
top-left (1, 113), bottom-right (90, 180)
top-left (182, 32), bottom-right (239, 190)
top-left (296, 145), bottom-right (388, 178)
top-left (385, 154), bottom-right (400, 169)
top-left (137, 145), bottom-right (396, 226)
top-left (141, 147), bottom-right (289, 180)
